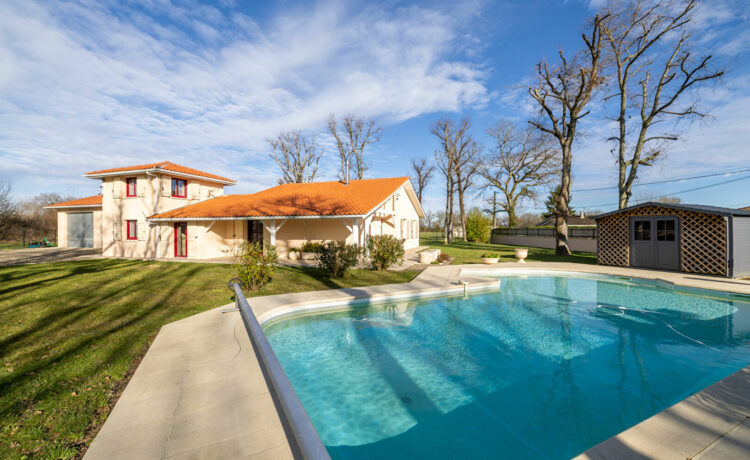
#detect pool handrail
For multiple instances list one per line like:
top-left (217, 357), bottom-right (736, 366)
top-left (231, 282), bottom-right (331, 460)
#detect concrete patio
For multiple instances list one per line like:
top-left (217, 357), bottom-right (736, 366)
top-left (84, 262), bottom-right (750, 459)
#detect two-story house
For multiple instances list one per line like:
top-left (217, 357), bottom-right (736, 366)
top-left (47, 161), bottom-right (424, 259)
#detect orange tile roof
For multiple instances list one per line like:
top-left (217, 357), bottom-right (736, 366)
top-left (150, 177), bottom-right (411, 219)
top-left (85, 161), bottom-right (234, 183)
top-left (45, 195), bottom-right (103, 208)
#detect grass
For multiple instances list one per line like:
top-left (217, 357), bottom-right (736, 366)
top-left (0, 259), bottom-right (416, 459)
top-left (420, 232), bottom-right (597, 265)
top-left (0, 242), bottom-right (27, 250)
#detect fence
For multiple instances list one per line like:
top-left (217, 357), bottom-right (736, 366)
top-left (492, 227), bottom-right (598, 239)
top-left (230, 281), bottom-right (331, 460)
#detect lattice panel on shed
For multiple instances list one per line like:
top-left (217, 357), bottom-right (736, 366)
top-left (597, 205), bottom-right (727, 276)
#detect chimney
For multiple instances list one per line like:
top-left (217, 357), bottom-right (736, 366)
top-left (345, 158), bottom-right (350, 185)
top-left (580, 211), bottom-right (585, 218)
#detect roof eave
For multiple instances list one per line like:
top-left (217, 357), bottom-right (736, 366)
top-left (84, 168), bottom-right (236, 185)
top-left (147, 214), bottom-right (367, 222)
top-left (44, 204), bottom-right (102, 209)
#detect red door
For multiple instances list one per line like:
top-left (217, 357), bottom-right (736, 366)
top-left (174, 222), bottom-right (187, 257)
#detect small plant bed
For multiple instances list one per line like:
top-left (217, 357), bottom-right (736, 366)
top-left (430, 253), bottom-right (453, 265)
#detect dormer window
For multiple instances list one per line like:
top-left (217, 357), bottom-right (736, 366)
top-left (126, 177), bottom-right (137, 197)
top-left (171, 178), bottom-right (187, 198)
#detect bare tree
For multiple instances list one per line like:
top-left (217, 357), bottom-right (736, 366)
top-left (328, 114), bottom-right (382, 181)
top-left (432, 118), bottom-right (478, 243)
top-left (410, 158), bottom-right (435, 204)
top-left (478, 121), bottom-right (558, 228)
top-left (602, 0), bottom-right (724, 208)
top-left (433, 119), bottom-right (457, 244)
top-left (529, 14), bottom-right (607, 256)
top-left (0, 177), bottom-right (19, 241)
top-left (453, 127), bottom-right (480, 242)
top-left (267, 131), bottom-right (322, 184)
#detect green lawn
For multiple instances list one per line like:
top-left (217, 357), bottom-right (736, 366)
top-left (0, 259), bottom-right (416, 459)
top-left (0, 242), bottom-right (27, 250)
top-left (420, 232), bottom-right (597, 265)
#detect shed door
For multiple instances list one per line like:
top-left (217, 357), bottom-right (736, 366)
top-left (68, 212), bottom-right (94, 248)
top-left (630, 217), bottom-right (679, 270)
top-left (654, 218), bottom-right (679, 270)
top-left (630, 218), bottom-right (654, 267)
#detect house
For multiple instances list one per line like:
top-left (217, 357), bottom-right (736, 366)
top-left (595, 202), bottom-right (750, 278)
top-left (46, 161), bottom-right (424, 259)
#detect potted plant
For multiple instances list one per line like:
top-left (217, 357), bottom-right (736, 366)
top-left (515, 247), bottom-right (528, 263)
top-left (288, 247), bottom-right (300, 260)
top-left (480, 252), bottom-right (500, 264)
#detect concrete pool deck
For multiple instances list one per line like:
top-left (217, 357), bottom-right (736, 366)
top-left (84, 262), bottom-right (750, 459)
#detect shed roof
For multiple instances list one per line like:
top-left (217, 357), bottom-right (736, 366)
top-left (85, 161), bottom-right (235, 184)
top-left (149, 177), bottom-right (423, 220)
top-left (44, 195), bottom-right (103, 208)
top-left (594, 202), bottom-right (750, 219)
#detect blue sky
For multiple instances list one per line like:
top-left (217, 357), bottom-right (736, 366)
top-left (1, 0), bottom-right (748, 214)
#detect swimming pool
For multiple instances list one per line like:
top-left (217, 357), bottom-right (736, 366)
top-left (263, 274), bottom-right (750, 459)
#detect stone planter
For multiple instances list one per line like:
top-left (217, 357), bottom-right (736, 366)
top-left (301, 252), bottom-right (317, 261)
top-left (288, 251), bottom-right (299, 261)
top-left (481, 257), bottom-right (499, 264)
top-left (419, 249), bottom-right (441, 264)
top-left (515, 248), bottom-right (528, 263)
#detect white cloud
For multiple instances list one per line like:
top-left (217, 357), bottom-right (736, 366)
top-left (0, 0), bottom-right (489, 197)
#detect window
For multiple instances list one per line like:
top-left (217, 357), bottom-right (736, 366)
top-left (171, 178), bottom-right (187, 198)
top-left (657, 219), bottom-right (676, 241)
top-left (634, 220), bottom-right (651, 241)
top-left (126, 220), bottom-right (137, 240)
top-left (126, 177), bottom-right (137, 197)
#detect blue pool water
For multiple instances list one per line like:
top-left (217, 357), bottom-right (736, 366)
top-left (263, 275), bottom-right (750, 459)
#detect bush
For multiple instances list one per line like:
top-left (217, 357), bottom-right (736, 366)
top-left (316, 241), bottom-right (361, 278)
top-left (366, 235), bottom-right (405, 270)
top-left (437, 253), bottom-right (451, 263)
top-left (301, 241), bottom-right (324, 253)
top-left (466, 209), bottom-right (491, 243)
top-left (233, 242), bottom-right (278, 290)
top-left (481, 252), bottom-right (500, 258)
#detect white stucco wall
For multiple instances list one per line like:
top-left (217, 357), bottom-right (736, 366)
top-left (101, 174), bottom-right (226, 258)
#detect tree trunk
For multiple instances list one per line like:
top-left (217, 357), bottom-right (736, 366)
top-left (491, 191), bottom-right (497, 227)
top-left (443, 178), bottom-right (451, 244)
top-left (458, 187), bottom-right (467, 242)
top-left (556, 145), bottom-right (572, 256)
top-left (507, 202), bottom-right (517, 228)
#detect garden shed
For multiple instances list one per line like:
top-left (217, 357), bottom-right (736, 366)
top-left (595, 202), bottom-right (750, 278)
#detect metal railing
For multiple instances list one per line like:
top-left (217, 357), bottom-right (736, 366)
top-left (492, 227), bottom-right (598, 239)
top-left (229, 281), bottom-right (331, 460)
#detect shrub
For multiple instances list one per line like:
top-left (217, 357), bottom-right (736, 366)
top-left (366, 235), bottom-right (405, 270)
top-left (301, 241), bottom-right (324, 253)
top-left (466, 209), bottom-right (491, 243)
top-left (481, 252), bottom-right (500, 258)
top-left (316, 241), bottom-right (361, 278)
top-left (437, 253), bottom-right (451, 263)
top-left (233, 242), bottom-right (278, 290)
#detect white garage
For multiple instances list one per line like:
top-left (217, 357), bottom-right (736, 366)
top-left (45, 195), bottom-right (103, 249)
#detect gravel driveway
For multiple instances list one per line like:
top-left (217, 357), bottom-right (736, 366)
top-left (0, 248), bottom-right (102, 266)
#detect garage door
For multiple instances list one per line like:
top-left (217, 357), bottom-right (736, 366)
top-left (68, 212), bottom-right (94, 248)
